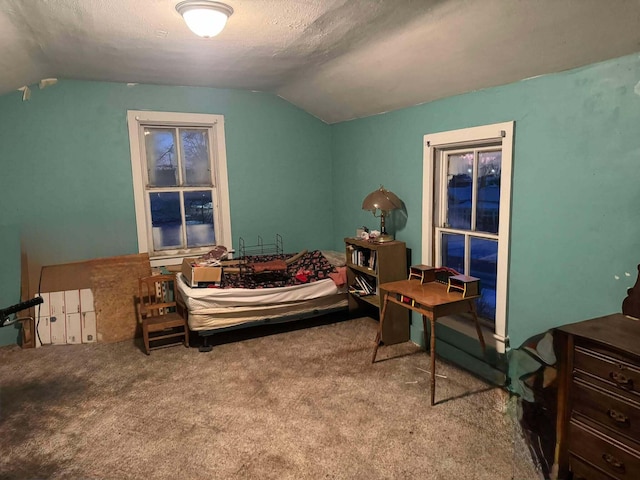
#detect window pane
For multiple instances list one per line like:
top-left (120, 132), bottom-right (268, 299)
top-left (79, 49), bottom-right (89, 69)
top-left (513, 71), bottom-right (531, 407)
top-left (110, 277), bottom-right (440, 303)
top-left (442, 233), bottom-right (465, 273)
top-left (149, 192), bottom-right (183, 250)
top-left (180, 129), bottom-right (212, 186)
top-left (476, 151), bottom-right (501, 234)
top-left (145, 128), bottom-right (178, 187)
top-left (184, 190), bottom-right (215, 247)
top-left (470, 237), bottom-right (498, 322)
top-left (446, 153), bottom-right (473, 229)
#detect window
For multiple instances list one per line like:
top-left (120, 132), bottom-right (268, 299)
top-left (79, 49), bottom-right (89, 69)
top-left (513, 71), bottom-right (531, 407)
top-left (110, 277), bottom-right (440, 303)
top-left (128, 111), bottom-right (232, 266)
top-left (422, 122), bottom-right (513, 352)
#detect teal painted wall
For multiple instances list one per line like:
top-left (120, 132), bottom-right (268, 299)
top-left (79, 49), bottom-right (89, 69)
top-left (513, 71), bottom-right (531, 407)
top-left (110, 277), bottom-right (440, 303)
top-left (0, 80), bottom-right (333, 345)
top-left (332, 53), bottom-right (640, 349)
top-left (2, 55), bottom-right (639, 348)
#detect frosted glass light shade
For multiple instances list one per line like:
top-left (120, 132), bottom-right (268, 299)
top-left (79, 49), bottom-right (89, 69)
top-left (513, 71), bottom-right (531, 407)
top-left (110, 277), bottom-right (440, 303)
top-left (176, 1), bottom-right (233, 38)
top-left (361, 186), bottom-right (404, 242)
top-left (362, 186), bottom-right (403, 213)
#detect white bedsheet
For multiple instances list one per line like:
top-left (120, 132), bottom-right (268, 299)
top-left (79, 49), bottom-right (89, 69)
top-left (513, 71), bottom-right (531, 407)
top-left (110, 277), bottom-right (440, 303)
top-left (176, 274), bottom-right (339, 311)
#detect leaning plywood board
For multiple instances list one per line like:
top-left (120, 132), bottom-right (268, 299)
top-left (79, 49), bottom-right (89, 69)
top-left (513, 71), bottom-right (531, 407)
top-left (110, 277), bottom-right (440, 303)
top-left (39, 261), bottom-right (92, 292)
top-left (90, 254), bottom-right (151, 343)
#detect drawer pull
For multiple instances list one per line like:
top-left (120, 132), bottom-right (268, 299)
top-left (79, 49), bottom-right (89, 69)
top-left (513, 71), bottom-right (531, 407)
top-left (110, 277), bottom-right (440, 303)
top-left (607, 408), bottom-right (631, 427)
top-left (609, 370), bottom-right (634, 390)
top-left (601, 453), bottom-right (626, 472)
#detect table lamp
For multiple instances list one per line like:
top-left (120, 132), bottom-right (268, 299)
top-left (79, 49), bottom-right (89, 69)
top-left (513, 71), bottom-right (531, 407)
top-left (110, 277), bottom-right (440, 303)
top-left (362, 186), bottom-right (403, 243)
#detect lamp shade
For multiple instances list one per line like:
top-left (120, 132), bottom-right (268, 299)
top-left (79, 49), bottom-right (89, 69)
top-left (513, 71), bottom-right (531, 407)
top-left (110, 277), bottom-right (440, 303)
top-left (362, 186), bottom-right (403, 242)
top-left (362, 186), bottom-right (403, 213)
top-left (176, 1), bottom-right (233, 38)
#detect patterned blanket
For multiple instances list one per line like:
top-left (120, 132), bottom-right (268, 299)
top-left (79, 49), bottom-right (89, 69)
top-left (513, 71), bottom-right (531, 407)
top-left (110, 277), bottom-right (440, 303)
top-left (223, 250), bottom-right (336, 289)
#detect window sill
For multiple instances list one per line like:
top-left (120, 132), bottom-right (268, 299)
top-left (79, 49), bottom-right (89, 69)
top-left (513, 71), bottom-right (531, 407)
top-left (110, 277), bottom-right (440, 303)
top-left (150, 256), bottom-right (185, 268)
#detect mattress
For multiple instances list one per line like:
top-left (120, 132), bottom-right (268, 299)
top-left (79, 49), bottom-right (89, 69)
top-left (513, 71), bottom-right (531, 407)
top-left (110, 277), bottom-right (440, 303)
top-left (183, 291), bottom-right (348, 331)
top-left (176, 268), bottom-right (347, 332)
top-left (177, 274), bottom-right (339, 308)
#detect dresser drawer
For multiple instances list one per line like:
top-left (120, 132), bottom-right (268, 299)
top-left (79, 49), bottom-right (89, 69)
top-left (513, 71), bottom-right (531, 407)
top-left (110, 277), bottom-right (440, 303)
top-left (574, 346), bottom-right (640, 397)
top-left (569, 421), bottom-right (640, 479)
top-left (570, 455), bottom-right (618, 480)
top-left (573, 379), bottom-right (640, 441)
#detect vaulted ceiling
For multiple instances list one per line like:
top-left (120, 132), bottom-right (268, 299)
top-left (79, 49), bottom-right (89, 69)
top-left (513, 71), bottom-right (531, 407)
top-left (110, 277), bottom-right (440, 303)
top-left (1, 0), bottom-right (639, 123)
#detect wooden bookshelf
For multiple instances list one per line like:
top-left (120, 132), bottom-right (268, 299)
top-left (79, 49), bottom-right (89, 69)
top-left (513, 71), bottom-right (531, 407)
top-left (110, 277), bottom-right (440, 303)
top-left (345, 237), bottom-right (409, 344)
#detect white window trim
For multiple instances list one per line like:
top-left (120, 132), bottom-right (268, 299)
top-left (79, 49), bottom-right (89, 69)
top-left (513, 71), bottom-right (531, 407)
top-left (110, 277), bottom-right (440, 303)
top-left (422, 122), bottom-right (514, 353)
top-left (127, 110), bottom-right (232, 267)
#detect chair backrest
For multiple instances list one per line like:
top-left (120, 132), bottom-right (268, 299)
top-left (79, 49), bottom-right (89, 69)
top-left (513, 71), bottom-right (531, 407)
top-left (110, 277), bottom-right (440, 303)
top-left (138, 274), bottom-right (178, 321)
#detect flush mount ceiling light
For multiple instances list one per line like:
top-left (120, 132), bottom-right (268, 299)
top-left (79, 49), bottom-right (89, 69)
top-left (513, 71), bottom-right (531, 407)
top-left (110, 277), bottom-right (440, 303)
top-left (176, 1), bottom-right (233, 38)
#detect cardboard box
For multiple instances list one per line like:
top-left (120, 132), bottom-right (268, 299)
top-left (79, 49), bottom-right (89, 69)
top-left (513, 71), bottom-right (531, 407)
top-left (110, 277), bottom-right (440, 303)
top-left (181, 258), bottom-right (223, 288)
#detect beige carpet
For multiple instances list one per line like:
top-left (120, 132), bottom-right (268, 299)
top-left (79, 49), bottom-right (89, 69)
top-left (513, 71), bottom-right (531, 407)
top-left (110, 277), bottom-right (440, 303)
top-left (0, 316), bottom-right (540, 479)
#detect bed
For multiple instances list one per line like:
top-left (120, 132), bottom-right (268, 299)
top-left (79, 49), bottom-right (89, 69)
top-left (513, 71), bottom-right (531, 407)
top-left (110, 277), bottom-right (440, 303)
top-left (176, 249), bottom-right (348, 350)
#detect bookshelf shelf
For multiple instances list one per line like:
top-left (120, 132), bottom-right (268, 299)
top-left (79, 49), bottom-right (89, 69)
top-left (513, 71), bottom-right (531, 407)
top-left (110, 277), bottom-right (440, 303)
top-left (344, 237), bottom-right (409, 345)
top-left (349, 264), bottom-right (376, 276)
top-left (359, 294), bottom-right (380, 308)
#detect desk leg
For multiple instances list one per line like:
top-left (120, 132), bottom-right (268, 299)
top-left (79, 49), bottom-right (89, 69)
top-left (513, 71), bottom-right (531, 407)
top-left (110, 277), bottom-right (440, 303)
top-left (469, 300), bottom-right (486, 355)
top-left (421, 313), bottom-right (437, 406)
top-left (371, 293), bottom-right (390, 363)
top-left (421, 315), bottom-right (429, 354)
top-left (429, 315), bottom-right (436, 406)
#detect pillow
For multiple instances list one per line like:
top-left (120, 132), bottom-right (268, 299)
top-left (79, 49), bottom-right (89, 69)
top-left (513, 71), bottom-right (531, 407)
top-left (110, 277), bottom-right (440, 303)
top-left (321, 250), bottom-right (346, 267)
top-left (329, 266), bottom-right (347, 287)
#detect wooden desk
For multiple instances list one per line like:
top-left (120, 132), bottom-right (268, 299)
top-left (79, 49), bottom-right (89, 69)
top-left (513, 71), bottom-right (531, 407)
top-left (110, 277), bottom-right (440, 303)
top-left (372, 279), bottom-right (486, 405)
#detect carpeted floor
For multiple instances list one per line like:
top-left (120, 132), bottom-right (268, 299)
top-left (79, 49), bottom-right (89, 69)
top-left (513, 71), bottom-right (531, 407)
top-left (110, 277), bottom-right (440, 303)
top-left (0, 316), bottom-right (540, 479)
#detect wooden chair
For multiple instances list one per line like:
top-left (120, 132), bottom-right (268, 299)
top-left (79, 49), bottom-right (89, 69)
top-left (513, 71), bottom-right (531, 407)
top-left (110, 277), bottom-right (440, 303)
top-left (137, 274), bottom-right (189, 355)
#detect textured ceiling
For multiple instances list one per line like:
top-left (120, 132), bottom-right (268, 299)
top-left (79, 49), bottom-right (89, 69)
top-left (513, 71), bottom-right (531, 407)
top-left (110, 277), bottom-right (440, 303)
top-left (1, 0), bottom-right (639, 123)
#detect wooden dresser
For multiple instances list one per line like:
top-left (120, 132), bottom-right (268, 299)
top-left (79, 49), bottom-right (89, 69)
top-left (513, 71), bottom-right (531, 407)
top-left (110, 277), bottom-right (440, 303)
top-left (555, 314), bottom-right (640, 480)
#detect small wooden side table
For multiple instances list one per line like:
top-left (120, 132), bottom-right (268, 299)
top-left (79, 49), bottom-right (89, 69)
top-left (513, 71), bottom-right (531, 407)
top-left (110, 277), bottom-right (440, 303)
top-left (372, 279), bottom-right (486, 405)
